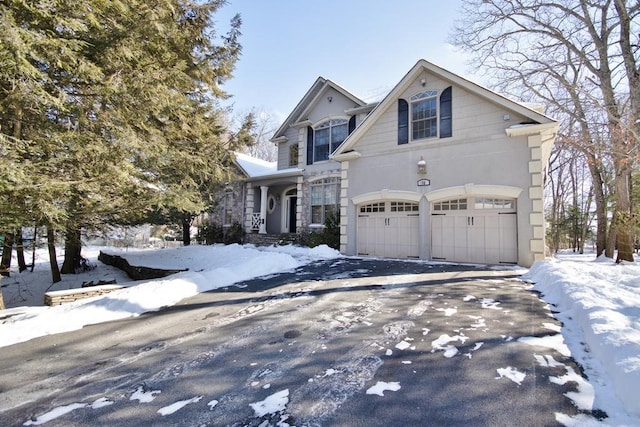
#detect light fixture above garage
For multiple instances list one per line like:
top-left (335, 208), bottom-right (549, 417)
top-left (417, 156), bottom-right (427, 174)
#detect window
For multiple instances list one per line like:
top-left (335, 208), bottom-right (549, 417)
top-left (308, 119), bottom-right (348, 163)
top-left (267, 195), bottom-right (277, 213)
top-left (397, 86), bottom-right (453, 144)
top-left (433, 198), bottom-right (467, 211)
top-left (289, 144), bottom-right (298, 167)
top-left (411, 91), bottom-right (438, 140)
top-left (360, 202), bottom-right (385, 213)
top-left (390, 202), bottom-right (419, 212)
top-left (310, 177), bottom-right (340, 225)
top-left (474, 197), bottom-right (515, 209)
top-left (223, 188), bottom-right (234, 225)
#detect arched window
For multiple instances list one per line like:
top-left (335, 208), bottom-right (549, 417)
top-left (313, 119), bottom-right (348, 162)
top-left (398, 86), bottom-right (453, 143)
top-left (411, 91), bottom-right (438, 140)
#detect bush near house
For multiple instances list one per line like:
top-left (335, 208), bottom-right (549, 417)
top-left (197, 222), bottom-right (244, 245)
top-left (300, 212), bottom-right (340, 250)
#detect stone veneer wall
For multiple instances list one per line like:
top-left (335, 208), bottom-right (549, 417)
top-left (44, 285), bottom-right (123, 306)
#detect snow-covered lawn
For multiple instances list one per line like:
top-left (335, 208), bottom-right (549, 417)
top-left (0, 244), bottom-right (338, 347)
top-left (1, 245), bottom-right (639, 425)
top-left (524, 252), bottom-right (640, 425)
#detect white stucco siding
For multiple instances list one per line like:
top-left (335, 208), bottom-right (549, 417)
top-left (354, 74), bottom-right (532, 158)
top-left (307, 87), bottom-right (358, 123)
top-left (342, 94), bottom-right (536, 265)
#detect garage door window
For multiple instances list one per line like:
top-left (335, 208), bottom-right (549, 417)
top-left (360, 202), bottom-right (385, 213)
top-left (474, 197), bottom-right (515, 209)
top-left (391, 202), bottom-right (419, 212)
top-left (433, 198), bottom-right (467, 211)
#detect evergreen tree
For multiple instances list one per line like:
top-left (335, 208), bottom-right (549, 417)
top-left (1, 0), bottom-right (245, 280)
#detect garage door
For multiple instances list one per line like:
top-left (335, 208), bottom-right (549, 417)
top-left (431, 197), bottom-right (517, 264)
top-left (357, 201), bottom-right (420, 259)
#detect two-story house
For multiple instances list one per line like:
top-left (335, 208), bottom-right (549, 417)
top-left (236, 59), bottom-right (557, 267)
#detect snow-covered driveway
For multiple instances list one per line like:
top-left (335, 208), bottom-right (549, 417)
top-left (0, 259), bottom-right (599, 426)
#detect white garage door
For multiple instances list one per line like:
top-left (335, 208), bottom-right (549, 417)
top-left (357, 201), bottom-right (420, 259)
top-left (431, 197), bottom-right (517, 264)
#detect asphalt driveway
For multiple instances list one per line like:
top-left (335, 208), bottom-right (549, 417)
top-left (0, 258), bottom-right (594, 426)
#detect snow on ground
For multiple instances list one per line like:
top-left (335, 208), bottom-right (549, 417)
top-left (0, 244), bottom-right (339, 348)
top-left (1, 245), bottom-right (639, 424)
top-left (524, 251), bottom-right (640, 423)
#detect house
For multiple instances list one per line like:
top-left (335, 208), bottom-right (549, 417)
top-left (233, 59), bottom-right (557, 267)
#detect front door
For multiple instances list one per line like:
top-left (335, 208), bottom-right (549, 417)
top-left (287, 196), bottom-right (297, 233)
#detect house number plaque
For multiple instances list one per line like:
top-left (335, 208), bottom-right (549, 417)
top-left (417, 178), bottom-right (431, 187)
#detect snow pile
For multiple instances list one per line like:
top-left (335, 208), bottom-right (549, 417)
top-left (0, 244), bottom-right (340, 348)
top-left (524, 254), bottom-right (640, 419)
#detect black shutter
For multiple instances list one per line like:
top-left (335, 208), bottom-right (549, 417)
top-left (348, 115), bottom-right (356, 134)
top-left (398, 99), bottom-right (408, 144)
top-left (306, 126), bottom-right (314, 165)
top-left (440, 86), bottom-right (452, 138)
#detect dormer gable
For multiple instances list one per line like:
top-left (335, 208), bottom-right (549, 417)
top-left (332, 59), bottom-right (556, 160)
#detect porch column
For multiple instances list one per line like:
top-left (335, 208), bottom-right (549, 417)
top-left (259, 185), bottom-right (269, 234)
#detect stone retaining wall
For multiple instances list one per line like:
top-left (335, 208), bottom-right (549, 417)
top-left (44, 285), bottom-right (123, 306)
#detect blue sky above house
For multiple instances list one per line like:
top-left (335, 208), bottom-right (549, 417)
top-left (216, 0), bottom-right (471, 124)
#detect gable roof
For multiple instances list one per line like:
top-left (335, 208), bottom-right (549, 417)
top-left (271, 77), bottom-right (367, 141)
top-left (333, 59), bottom-right (557, 157)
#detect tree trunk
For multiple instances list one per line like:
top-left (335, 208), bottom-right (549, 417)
top-left (61, 226), bottom-right (82, 274)
top-left (30, 226), bottom-right (37, 272)
top-left (587, 156), bottom-right (608, 257)
top-left (47, 228), bottom-right (61, 283)
top-left (16, 228), bottom-right (27, 272)
top-left (615, 164), bottom-right (634, 263)
top-left (579, 185), bottom-right (594, 255)
top-left (182, 216), bottom-right (191, 246)
top-left (606, 211), bottom-right (617, 259)
top-left (1, 233), bottom-right (14, 277)
top-left (0, 278), bottom-right (5, 310)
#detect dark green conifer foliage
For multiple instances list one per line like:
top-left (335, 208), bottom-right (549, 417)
top-left (0, 0), bottom-right (245, 279)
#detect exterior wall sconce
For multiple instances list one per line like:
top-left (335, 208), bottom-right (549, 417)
top-left (420, 78), bottom-right (427, 87)
top-left (327, 96), bottom-right (332, 102)
top-left (417, 156), bottom-right (427, 174)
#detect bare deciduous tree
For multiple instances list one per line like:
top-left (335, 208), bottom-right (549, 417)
top-left (452, 0), bottom-right (640, 261)
top-left (234, 108), bottom-right (279, 162)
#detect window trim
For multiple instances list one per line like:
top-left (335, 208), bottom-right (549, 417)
top-left (398, 86), bottom-right (453, 144)
top-left (309, 177), bottom-right (340, 226)
top-left (411, 91), bottom-right (438, 140)
top-left (289, 143), bottom-right (299, 167)
top-left (311, 118), bottom-right (349, 163)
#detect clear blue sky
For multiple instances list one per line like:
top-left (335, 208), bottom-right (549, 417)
top-left (216, 0), bottom-right (470, 124)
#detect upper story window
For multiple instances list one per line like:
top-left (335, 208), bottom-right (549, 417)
top-left (411, 91), bottom-right (438, 139)
top-left (289, 143), bottom-right (299, 167)
top-left (398, 86), bottom-right (452, 144)
top-left (314, 119), bottom-right (348, 162)
top-left (306, 119), bottom-right (349, 164)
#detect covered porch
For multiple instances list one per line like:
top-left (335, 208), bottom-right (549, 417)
top-left (244, 170), bottom-right (303, 238)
